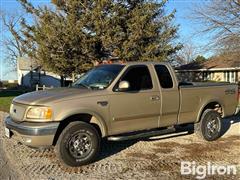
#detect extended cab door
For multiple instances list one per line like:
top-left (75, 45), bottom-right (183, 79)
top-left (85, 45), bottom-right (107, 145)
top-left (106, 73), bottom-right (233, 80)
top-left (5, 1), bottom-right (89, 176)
top-left (154, 65), bottom-right (180, 127)
top-left (109, 65), bottom-right (161, 135)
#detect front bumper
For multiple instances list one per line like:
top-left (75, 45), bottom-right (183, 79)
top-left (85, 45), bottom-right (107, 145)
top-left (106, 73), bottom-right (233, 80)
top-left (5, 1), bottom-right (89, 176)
top-left (4, 116), bottom-right (59, 147)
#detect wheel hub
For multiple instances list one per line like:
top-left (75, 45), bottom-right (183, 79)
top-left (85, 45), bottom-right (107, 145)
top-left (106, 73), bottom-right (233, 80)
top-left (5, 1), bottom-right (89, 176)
top-left (207, 118), bottom-right (218, 134)
top-left (68, 132), bottom-right (92, 159)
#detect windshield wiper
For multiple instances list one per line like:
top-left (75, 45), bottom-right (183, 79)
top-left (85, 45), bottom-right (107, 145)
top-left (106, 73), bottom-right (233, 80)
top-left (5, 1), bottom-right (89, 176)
top-left (75, 83), bottom-right (91, 89)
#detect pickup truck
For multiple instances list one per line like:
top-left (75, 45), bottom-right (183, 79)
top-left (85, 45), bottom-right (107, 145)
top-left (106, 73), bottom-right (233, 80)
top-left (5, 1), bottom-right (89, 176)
top-left (4, 62), bottom-right (239, 167)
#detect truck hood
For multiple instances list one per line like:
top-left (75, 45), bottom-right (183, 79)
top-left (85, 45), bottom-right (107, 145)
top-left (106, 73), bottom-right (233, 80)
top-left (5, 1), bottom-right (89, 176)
top-left (13, 88), bottom-right (100, 105)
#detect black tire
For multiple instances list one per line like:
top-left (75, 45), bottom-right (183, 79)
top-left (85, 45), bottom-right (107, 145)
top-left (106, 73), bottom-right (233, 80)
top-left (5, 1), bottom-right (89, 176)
top-left (194, 109), bottom-right (222, 141)
top-left (55, 121), bottom-right (101, 167)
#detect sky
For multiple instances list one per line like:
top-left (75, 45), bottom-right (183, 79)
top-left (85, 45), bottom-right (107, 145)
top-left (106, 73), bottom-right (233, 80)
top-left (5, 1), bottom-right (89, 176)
top-left (0, 0), bottom-right (210, 80)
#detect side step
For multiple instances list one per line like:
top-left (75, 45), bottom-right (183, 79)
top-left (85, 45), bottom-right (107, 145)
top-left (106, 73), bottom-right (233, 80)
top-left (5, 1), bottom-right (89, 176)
top-left (107, 127), bottom-right (176, 141)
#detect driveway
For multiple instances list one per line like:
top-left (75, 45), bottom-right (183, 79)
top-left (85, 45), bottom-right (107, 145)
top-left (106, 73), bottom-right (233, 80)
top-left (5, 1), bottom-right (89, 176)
top-left (0, 112), bottom-right (19, 180)
top-left (0, 111), bottom-right (239, 179)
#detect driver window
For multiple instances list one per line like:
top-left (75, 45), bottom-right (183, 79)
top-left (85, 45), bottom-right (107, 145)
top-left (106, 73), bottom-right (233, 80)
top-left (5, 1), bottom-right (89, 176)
top-left (120, 65), bottom-right (153, 91)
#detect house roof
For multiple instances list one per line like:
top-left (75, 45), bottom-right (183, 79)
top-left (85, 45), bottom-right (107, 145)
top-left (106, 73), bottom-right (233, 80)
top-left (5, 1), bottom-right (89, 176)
top-left (177, 57), bottom-right (240, 71)
top-left (18, 57), bottom-right (39, 71)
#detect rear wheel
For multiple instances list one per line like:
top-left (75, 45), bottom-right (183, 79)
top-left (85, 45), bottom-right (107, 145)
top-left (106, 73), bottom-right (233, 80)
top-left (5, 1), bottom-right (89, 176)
top-left (55, 121), bottom-right (101, 167)
top-left (194, 109), bottom-right (222, 141)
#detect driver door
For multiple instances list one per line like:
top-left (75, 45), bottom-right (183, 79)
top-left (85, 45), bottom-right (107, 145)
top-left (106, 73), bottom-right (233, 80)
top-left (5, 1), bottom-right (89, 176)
top-left (109, 65), bottom-right (161, 135)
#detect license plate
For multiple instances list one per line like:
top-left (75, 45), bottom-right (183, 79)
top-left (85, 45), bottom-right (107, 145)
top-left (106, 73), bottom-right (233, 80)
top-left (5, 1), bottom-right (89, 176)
top-left (5, 128), bottom-right (10, 138)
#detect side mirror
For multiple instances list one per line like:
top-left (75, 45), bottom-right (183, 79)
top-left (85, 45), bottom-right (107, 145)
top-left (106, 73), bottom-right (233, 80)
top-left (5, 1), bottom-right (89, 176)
top-left (118, 81), bottom-right (130, 91)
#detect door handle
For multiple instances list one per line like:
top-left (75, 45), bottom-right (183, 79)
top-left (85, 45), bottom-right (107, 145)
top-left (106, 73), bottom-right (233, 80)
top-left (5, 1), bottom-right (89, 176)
top-left (150, 95), bottom-right (160, 101)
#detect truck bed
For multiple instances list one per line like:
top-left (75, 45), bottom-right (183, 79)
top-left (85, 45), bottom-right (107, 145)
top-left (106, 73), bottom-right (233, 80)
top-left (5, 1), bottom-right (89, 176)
top-left (178, 82), bottom-right (238, 124)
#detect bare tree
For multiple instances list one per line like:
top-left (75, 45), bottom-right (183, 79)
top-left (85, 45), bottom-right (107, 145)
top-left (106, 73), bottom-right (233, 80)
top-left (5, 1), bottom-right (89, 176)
top-left (191, 0), bottom-right (240, 54)
top-left (175, 40), bottom-right (200, 65)
top-left (0, 11), bottom-right (25, 70)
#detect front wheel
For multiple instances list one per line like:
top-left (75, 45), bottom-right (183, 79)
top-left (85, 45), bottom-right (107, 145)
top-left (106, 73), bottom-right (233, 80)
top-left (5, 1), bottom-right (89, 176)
top-left (194, 109), bottom-right (222, 141)
top-left (55, 121), bottom-right (101, 167)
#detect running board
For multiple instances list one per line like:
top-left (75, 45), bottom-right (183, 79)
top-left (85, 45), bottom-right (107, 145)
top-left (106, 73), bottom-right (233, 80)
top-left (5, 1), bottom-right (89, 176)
top-left (107, 127), bottom-right (176, 141)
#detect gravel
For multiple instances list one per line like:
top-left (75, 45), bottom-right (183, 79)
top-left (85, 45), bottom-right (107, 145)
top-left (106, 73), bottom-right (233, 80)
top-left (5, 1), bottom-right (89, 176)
top-left (0, 111), bottom-right (239, 179)
top-left (0, 112), bottom-right (20, 180)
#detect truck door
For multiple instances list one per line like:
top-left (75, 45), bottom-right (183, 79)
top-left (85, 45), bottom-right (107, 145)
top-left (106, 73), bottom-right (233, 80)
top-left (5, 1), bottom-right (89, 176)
top-left (154, 65), bottom-right (180, 127)
top-left (109, 65), bottom-right (161, 134)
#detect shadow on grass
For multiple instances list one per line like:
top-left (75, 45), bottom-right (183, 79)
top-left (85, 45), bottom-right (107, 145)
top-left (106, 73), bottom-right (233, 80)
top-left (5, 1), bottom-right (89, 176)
top-left (0, 90), bottom-right (24, 97)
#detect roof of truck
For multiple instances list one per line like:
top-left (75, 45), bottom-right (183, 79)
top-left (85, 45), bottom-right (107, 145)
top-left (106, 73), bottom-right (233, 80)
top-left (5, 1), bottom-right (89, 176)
top-left (111, 61), bottom-right (169, 66)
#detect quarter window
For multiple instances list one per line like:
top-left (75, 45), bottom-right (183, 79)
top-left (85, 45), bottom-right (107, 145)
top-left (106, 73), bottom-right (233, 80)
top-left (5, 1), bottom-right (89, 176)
top-left (155, 65), bottom-right (173, 88)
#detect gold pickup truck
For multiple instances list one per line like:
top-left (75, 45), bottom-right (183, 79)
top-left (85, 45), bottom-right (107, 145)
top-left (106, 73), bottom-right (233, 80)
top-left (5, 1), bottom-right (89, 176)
top-left (4, 62), bottom-right (239, 167)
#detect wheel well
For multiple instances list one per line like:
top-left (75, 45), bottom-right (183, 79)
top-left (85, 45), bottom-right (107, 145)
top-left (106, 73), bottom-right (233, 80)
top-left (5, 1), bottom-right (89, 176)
top-left (199, 102), bottom-right (223, 122)
top-left (52, 114), bottom-right (102, 145)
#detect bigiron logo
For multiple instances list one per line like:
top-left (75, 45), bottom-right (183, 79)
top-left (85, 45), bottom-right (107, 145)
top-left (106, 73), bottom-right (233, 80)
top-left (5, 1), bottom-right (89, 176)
top-left (180, 161), bottom-right (237, 179)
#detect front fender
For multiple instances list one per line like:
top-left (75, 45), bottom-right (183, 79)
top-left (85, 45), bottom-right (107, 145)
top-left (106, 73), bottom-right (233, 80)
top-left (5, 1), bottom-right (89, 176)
top-left (55, 108), bottom-right (108, 137)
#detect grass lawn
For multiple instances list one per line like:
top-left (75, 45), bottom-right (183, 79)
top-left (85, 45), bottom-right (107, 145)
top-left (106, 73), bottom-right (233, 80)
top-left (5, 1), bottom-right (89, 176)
top-left (0, 91), bottom-right (24, 112)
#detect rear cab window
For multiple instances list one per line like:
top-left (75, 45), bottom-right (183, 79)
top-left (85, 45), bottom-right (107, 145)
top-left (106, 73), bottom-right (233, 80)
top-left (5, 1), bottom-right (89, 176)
top-left (154, 65), bottom-right (173, 89)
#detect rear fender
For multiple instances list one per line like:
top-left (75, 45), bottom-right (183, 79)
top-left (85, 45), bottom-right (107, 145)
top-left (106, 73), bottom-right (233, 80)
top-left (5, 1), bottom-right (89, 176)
top-left (196, 100), bottom-right (224, 123)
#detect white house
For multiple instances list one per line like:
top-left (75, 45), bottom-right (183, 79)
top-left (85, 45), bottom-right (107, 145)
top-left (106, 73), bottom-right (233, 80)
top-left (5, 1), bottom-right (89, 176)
top-left (17, 57), bottom-right (61, 87)
top-left (176, 58), bottom-right (240, 84)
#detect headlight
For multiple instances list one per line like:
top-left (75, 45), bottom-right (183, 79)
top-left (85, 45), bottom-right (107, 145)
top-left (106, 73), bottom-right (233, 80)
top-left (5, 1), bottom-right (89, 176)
top-left (26, 107), bottom-right (52, 120)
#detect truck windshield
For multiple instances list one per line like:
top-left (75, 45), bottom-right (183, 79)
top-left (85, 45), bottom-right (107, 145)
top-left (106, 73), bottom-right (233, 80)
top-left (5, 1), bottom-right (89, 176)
top-left (73, 64), bottom-right (124, 90)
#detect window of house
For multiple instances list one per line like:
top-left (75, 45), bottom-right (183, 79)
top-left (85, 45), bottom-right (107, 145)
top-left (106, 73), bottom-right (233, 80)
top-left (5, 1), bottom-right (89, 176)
top-left (154, 65), bottom-right (173, 88)
top-left (202, 72), bottom-right (208, 81)
top-left (224, 72), bottom-right (227, 81)
top-left (119, 65), bottom-right (153, 91)
top-left (210, 72), bottom-right (215, 80)
top-left (230, 71), bottom-right (236, 83)
top-left (206, 72), bottom-right (210, 80)
top-left (223, 71), bottom-right (236, 82)
top-left (227, 72), bottom-right (230, 82)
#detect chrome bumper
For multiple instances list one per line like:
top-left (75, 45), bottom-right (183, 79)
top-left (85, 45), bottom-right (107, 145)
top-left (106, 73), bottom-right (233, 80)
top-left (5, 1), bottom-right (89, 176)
top-left (4, 116), bottom-right (60, 147)
top-left (4, 116), bottom-right (59, 136)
